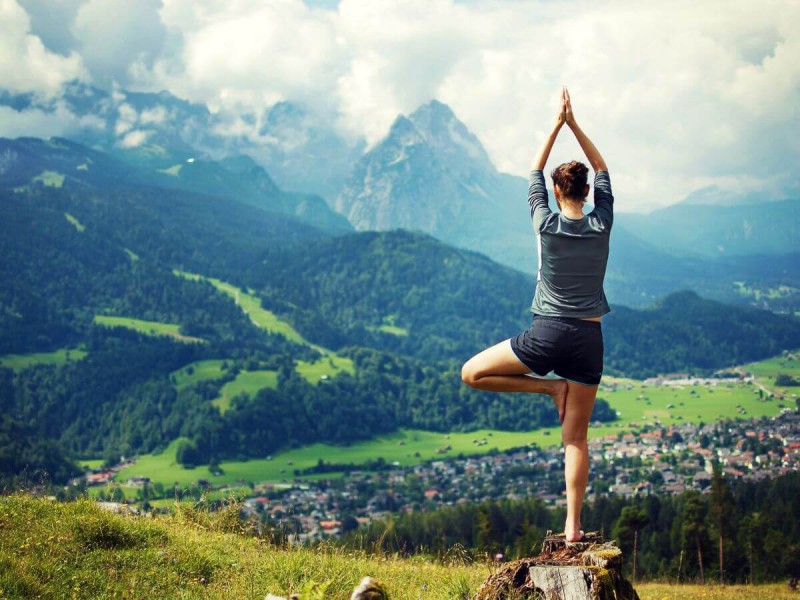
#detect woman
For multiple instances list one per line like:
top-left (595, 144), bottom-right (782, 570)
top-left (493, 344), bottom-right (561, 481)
top-left (461, 87), bottom-right (613, 543)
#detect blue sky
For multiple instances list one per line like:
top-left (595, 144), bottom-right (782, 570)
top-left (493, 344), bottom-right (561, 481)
top-left (3, 0), bottom-right (799, 210)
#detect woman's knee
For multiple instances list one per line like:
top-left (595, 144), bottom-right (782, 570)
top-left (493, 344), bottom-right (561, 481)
top-left (461, 359), bottom-right (481, 387)
top-left (562, 430), bottom-right (588, 447)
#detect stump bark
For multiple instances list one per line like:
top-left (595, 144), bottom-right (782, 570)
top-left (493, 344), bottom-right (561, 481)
top-left (473, 531), bottom-right (640, 600)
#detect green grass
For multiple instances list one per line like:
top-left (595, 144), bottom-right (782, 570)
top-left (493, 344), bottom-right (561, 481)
top-left (116, 428), bottom-right (570, 489)
top-left (32, 170), bottom-right (64, 188)
top-left (375, 324), bottom-right (409, 336)
top-left (367, 315), bottom-right (409, 337)
top-left (0, 347), bottom-right (87, 371)
top-left (93, 315), bottom-right (204, 344)
top-left (598, 376), bottom-right (784, 427)
top-left (113, 439), bottom-right (193, 487)
top-left (171, 359), bottom-right (229, 392)
top-left (64, 212), bottom-right (85, 232)
top-left (0, 495), bottom-right (795, 600)
top-left (0, 494), bottom-right (487, 599)
top-left (174, 270), bottom-right (306, 345)
top-left (173, 270), bottom-right (355, 382)
top-left (637, 583), bottom-right (796, 600)
top-left (212, 369), bottom-right (279, 413)
top-left (742, 350), bottom-right (800, 397)
top-left (123, 247), bottom-right (139, 261)
top-left (296, 355), bottom-right (355, 382)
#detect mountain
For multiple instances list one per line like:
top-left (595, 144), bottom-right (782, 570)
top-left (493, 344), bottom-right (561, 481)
top-left (247, 101), bottom-right (364, 200)
top-left (0, 83), bottom-right (362, 201)
top-left (335, 100), bottom-right (534, 271)
top-left (0, 137), bottom-right (351, 233)
top-left (616, 195), bottom-right (800, 258)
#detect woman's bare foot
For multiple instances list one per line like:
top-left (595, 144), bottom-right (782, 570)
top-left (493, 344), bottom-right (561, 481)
top-left (565, 525), bottom-right (584, 543)
top-left (551, 379), bottom-right (568, 424)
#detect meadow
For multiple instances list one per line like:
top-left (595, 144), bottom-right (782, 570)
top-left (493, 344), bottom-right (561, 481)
top-left (212, 369), bottom-right (279, 413)
top-left (172, 270), bottom-right (356, 382)
top-left (0, 346), bottom-right (87, 371)
top-left (1, 495), bottom-right (796, 600)
top-left (92, 314), bottom-right (204, 344)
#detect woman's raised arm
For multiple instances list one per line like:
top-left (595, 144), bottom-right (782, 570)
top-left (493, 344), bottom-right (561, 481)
top-left (529, 92), bottom-right (566, 171)
top-left (564, 88), bottom-right (607, 172)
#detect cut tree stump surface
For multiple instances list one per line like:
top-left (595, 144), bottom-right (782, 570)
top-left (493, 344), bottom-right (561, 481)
top-left (473, 531), bottom-right (640, 600)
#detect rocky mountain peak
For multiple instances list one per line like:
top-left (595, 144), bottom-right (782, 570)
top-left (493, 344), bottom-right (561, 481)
top-left (407, 100), bottom-right (490, 164)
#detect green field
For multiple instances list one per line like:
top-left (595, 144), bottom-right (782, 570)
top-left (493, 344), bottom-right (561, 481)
top-left (0, 347), bottom-right (87, 371)
top-left (93, 315), bottom-right (204, 344)
top-left (170, 359), bottom-right (229, 392)
top-left (169, 355), bottom-right (354, 411)
top-left (32, 170), bottom-right (64, 188)
top-left (174, 269), bottom-right (307, 345)
top-left (123, 247), bottom-right (139, 261)
top-left (114, 429), bottom-right (565, 489)
top-left (173, 270), bottom-right (355, 380)
top-left (296, 355), bottom-right (355, 381)
top-left (598, 377), bottom-right (785, 427)
top-left (742, 351), bottom-right (800, 399)
top-left (212, 369), bottom-right (279, 412)
top-left (367, 315), bottom-right (409, 336)
top-left (64, 212), bottom-right (85, 231)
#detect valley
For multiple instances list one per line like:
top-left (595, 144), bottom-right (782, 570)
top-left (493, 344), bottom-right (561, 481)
top-left (104, 349), bottom-right (798, 492)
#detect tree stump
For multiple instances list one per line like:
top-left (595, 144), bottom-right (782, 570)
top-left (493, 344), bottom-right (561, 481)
top-left (473, 531), bottom-right (640, 600)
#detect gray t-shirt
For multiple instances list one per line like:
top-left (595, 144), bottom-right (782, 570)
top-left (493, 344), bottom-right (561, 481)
top-left (528, 169), bottom-right (613, 318)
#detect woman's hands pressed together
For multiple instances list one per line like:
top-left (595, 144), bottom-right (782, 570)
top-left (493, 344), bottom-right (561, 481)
top-left (532, 86), bottom-right (606, 173)
top-left (563, 86), bottom-right (576, 128)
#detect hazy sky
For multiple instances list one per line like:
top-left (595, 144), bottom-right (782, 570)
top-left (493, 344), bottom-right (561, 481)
top-left (4, 0), bottom-right (799, 209)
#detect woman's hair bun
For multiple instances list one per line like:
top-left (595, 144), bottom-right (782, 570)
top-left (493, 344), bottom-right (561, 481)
top-left (551, 160), bottom-right (589, 200)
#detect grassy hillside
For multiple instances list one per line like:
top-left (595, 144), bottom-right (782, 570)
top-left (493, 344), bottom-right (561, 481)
top-left (175, 271), bottom-right (356, 382)
top-left (93, 315), bottom-right (205, 344)
top-left (0, 346), bottom-right (87, 370)
top-left (0, 495), bottom-right (795, 599)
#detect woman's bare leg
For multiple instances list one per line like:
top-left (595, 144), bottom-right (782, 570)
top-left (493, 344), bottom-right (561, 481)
top-left (560, 380), bottom-right (598, 541)
top-left (461, 340), bottom-right (568, 423)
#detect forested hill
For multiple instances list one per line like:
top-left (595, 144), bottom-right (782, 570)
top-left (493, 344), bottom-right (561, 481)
top-left (604, 290), bottom-right (800, 377)
top-left (257, 230), bottom-right (533, 360)
top-left (254, 231), bottom-right (800, 374)
top-left (0, 137), bottom-right (351, 233)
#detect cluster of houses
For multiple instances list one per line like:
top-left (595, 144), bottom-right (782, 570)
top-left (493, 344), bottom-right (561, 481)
top-left (79, 372), bottom-right (799, 542)
top-left (231, 409), bottom-right (800, 542)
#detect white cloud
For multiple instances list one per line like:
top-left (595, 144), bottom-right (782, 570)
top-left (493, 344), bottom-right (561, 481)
top-left (0, 103), bottom-right (103, 138)
top-left (73, 0), bottom-right (166, 85)
top-left (118, 129), bottom-right (151, 148)
top-left (151, 0), bottom-right (343, 112)
top-left (140, 105), bottom-right (169, 124)
top-left (0, 0), bottom-right (85, 97)
top-left (4, 0), bottom-right (799, 208)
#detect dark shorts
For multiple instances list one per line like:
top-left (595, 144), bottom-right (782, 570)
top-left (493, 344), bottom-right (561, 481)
top-left (510, 315), bottom-right (604, 386)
